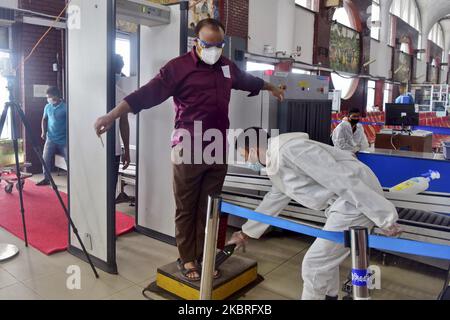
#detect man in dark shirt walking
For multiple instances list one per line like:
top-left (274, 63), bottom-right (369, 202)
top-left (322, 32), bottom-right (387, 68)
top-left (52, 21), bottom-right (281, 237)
top-left (94, 19), bottom-right (284, 281)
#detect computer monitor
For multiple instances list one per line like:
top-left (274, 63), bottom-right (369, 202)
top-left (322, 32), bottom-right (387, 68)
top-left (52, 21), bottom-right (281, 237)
top-left (385, 103), bottom-right (419, 126)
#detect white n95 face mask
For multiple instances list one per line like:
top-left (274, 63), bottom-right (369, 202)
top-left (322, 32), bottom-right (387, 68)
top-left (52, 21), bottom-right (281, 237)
top-left (201, 47), bottom-right (222, 65)
top-left (47, 98), bottom-right (54, 105)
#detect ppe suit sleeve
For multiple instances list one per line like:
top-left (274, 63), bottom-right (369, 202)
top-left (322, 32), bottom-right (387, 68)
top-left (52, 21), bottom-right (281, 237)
top-left (291, 143), bottom-right (398, 229)
top-left (358, 128), bottom-right (370, 151)
top-left (332, 123), bottom-right (355, 152)
top-left (242, 186), bottom-right (291, 239)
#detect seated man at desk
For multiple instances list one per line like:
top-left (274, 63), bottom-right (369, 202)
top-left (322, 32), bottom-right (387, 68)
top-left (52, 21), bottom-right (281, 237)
top-left (332, 108), bottom-right (369, 153)
top-left (229, 128), bottom-right (401, 300)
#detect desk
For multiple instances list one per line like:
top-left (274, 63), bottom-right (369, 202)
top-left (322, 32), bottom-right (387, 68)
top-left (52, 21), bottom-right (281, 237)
top-left (375, 133), bottom-right (433, 152)
top-left (357, 149), bottom-right (450, 193)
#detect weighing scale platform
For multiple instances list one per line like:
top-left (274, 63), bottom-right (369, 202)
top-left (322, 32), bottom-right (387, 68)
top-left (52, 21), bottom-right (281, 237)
top-left (155, 255), bottom-right (258, 300)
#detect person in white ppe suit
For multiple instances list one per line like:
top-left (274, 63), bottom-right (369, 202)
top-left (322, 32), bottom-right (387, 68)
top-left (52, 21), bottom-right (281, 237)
top-left (332, 108), bottom-right (369, 153)
top-left (229, 128), bottom-right (401, 300)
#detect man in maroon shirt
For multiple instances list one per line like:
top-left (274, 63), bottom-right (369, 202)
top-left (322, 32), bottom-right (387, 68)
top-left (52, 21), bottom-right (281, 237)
top-left (94, 19), bottom-right (285, 281)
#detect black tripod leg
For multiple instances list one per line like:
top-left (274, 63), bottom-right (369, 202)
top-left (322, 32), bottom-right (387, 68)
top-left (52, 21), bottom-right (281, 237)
top-left (13, 104), bottom-right (99, 278)
top-left (0, 102), bottom-right (11, 138)
top-left (10, 105), bottom-right (28, 247)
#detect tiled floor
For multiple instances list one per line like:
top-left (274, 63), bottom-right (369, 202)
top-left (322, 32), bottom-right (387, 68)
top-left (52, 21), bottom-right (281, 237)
top-left (0, 173), bottom-right (446, 300)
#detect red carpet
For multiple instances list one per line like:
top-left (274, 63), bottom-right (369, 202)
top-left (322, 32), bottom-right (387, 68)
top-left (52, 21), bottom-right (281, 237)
top-left (0, 179), bottom-right (135, 255)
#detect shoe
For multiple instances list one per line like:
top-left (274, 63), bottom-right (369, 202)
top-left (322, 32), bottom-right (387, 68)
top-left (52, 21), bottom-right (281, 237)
top-left (36, 179), bottom-right (50, 186)
top-left (325, 295), bottom-right (339, 300)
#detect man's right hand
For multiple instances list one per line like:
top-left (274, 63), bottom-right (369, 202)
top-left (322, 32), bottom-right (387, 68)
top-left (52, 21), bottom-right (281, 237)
top-left (94, 114), bottom-right (114, 136)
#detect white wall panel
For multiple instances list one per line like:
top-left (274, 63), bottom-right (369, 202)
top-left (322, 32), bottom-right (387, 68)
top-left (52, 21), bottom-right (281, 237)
top-left (248, 0), bottom-right (278, 54)
top-left (68, 0), bottom-right (112, 262)
top-left (137, 5), bottom-right (180, 238)
top-left (275, 0), bottom-right (296, 54)
top-left (370, 39), bottom-right (392, 79)
top-left (294, 7), bottom-right (314, 64)
top-left (441, 66), bottom-right (448, 83)
top-left (1, 0), bottom-right (17, 9)
top-left (415, 59), bottom-right (428, 83)
top-left (249, 1), bottom-right (314, 64)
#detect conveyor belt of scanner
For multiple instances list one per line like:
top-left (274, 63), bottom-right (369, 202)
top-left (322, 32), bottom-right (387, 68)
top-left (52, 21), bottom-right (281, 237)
top-left (398, 208), bottom-right (450, 230)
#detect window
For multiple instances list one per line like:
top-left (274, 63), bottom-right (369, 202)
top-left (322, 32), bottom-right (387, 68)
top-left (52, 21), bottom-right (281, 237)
top-left (370, 0), bottom-right (381, 41)
top-left (366, 80), bottom-right (376, 111)
top-left (0, 26), bottom-right (10, 50)
top-left (331, 73), bottom-right (359, 100)
top-left (428, 23), bottom-right (444, 49)
top-left (390, 0), bottom-right (421, 32)
top-left (115, 36), bottom-right (131, 77)
top-left (383, 83), bottom-right (394, 107)
top-left (292, 68), bottom-right (311, 75)
top-left (295, 0), bottom-right (319, 12)
top-left (417, 33), bottom-right (422, 60)
top-left (0, 51), bottom-right (11, 139)
top-left (400, 42), bottom-right (410, 54)
top-left (333, 7), bottom-right (353, 30)
top-left (246, 61), bottom-right (274, 72)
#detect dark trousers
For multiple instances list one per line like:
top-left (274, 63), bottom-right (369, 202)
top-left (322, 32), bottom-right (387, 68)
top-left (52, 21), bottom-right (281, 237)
top-left (173, 162), bottom-right (228, 263)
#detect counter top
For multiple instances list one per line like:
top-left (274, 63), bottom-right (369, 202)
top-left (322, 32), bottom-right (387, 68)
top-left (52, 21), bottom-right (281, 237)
top-left (359, 149), bottom-right (448, 161)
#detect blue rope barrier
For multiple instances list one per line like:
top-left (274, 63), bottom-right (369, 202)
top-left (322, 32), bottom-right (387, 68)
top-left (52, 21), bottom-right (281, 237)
top-left (221, 202), bottom-right (450, 261)
top-left (221, 202), bottom-right (344, 244)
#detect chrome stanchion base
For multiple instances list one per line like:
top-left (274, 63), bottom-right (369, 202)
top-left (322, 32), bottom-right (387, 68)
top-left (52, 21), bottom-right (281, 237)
top-left (0, 243), bottom-right (19, 261)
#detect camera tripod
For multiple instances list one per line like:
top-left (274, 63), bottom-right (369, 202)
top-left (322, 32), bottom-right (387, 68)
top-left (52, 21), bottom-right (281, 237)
top-left (0, 76), bottom-right (99, 278)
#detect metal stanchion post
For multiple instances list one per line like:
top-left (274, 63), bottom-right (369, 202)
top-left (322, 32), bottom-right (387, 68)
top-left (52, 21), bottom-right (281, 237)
top-left (199, 195), bottom-right (222, 300)
top-left (349, 227), bottom-right (371, 300)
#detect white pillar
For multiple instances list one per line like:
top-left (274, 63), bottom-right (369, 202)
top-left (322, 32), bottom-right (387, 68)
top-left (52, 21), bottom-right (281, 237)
top-left (380, 0), bottom-right (393, 45)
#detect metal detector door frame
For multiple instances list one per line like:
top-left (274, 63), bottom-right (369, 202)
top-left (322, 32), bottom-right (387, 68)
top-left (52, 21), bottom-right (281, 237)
top-left (134, 2), bottom-right (184, 244)
top-left (67, 0), bottom-right (117, 273)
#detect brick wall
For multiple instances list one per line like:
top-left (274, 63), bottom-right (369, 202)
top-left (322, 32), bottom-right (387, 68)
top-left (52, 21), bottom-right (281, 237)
top-left (220, 0), bottom-right (249, 39)
top-left (17, 0), bottom-right (66, 173)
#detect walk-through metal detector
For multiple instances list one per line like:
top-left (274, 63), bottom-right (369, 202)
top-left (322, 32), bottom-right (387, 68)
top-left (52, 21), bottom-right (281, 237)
top-left (134, 2), bottom-right (183, 245)
top-left (67, 0), bottom-right (181, 273)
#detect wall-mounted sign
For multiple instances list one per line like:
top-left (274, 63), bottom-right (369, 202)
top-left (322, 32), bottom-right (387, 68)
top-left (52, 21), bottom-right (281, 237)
top-left (33, 85), bottom-right (49, 98)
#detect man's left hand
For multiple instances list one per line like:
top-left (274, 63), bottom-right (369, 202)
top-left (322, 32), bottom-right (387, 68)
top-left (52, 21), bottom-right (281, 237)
top-left (381, 223), bottom-right (403, 237)
top-left (122, 150), bottom-right (131, 170)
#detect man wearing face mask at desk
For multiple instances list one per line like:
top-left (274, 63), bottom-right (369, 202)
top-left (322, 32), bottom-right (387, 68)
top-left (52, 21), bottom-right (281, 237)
top-left (332, 108), bottom-right (369, 153)
top-left (94, 18), bottom-right (285, 282)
